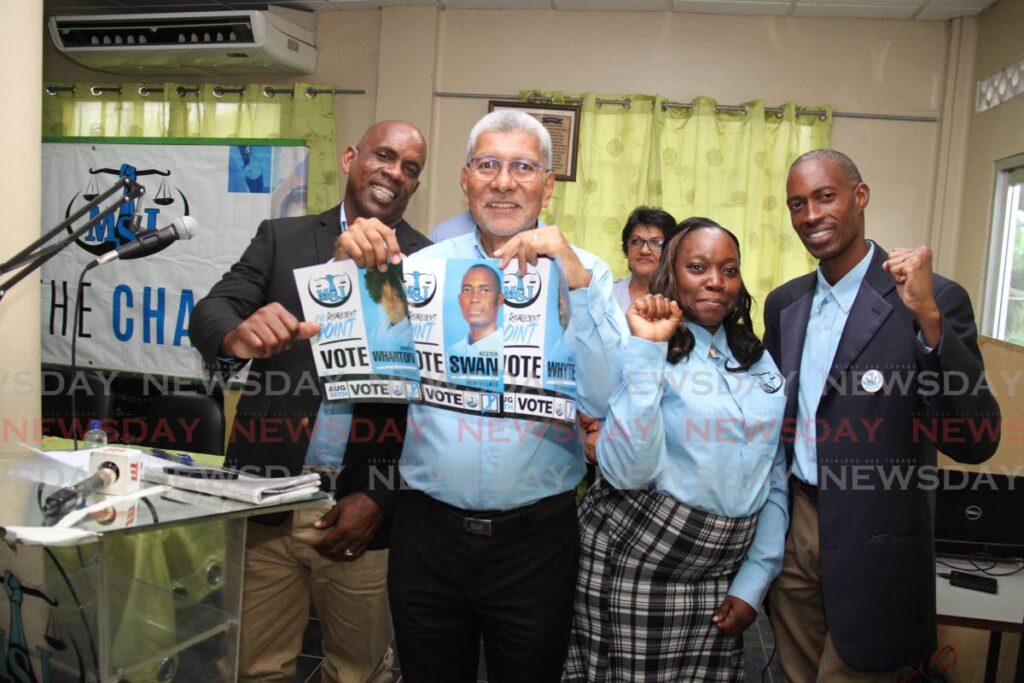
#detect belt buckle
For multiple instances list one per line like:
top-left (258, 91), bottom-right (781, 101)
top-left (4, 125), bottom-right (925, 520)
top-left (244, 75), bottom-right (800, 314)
top-left (463, 517), bottom-right (493, 536)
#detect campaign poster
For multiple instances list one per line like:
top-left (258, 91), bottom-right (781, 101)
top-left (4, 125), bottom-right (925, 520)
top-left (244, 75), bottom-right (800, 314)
top-left (402, 257), bottom-right (501, 416)
top-left (294, 260), bottom-right (419, 404)
top-left (443, 261), bottom-right (505, 393)
top-left (404, 256), bottom-right (577, 424)
top-left (499, 259), bottom-right (577, 423)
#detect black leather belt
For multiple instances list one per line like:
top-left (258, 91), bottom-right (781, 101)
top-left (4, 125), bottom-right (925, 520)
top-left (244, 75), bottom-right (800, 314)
top-left (792, 477), bottom-right (818, 505)
top-left (416, 490), bottom-right (575, 537)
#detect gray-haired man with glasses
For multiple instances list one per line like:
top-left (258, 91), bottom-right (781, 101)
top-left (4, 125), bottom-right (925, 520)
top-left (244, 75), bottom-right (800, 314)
top-left (332, 109), bottom-right (625, 682)
top-left (465, 156), bottom-right (547, 181)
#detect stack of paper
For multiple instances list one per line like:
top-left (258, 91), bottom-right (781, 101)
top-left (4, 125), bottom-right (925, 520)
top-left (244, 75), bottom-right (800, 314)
top-left (144, 468), bottom-right (322, 506)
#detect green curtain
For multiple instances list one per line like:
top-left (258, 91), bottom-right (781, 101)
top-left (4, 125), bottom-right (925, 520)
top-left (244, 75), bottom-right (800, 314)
top-left (535, 92), bottom-right (831, 321)
top-left (42, 82), bottom-right (339, 213)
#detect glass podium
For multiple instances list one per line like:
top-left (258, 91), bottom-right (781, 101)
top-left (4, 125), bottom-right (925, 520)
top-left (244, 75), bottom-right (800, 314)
top-left (0, 447), bottom-right (325, 682)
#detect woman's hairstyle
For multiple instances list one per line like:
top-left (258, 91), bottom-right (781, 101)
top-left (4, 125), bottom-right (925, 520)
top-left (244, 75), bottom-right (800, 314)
top-left (649, 217), bottom-right (764, 371)
top-left (619, 206), bottom-right (679, 256)
top-left (364, 267), bottom-right (406, 305)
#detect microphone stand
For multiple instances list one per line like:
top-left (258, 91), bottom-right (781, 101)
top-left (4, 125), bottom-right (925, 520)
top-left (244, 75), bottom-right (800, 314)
top-left (0, 177), bottom-right (145, 447)
top-left (0, 177), bottom-right (145, 302)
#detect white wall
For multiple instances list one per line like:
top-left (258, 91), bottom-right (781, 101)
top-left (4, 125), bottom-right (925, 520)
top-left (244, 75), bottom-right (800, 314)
top-left (45, 8), bottom-right (957, 255)
top-left (425, 10), bottom-right (953, 253)
top-left (0, 0), bottom-right (42, 449)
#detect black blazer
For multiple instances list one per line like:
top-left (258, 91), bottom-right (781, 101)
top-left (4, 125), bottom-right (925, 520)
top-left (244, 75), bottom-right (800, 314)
top-left (189, 204), bottom-right (431, 549)
top-left (763, 244), bottom-right (1000, 671)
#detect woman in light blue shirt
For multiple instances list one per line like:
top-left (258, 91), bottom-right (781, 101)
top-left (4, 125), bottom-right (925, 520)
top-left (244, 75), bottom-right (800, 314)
top-left (564, 218), bottom-right (789, 682)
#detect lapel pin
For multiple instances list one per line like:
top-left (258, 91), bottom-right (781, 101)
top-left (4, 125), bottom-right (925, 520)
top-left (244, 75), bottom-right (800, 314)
top-left (861, 369), bottom-right (884, 393)
top-left (753, 371), bottom-right (784, 394)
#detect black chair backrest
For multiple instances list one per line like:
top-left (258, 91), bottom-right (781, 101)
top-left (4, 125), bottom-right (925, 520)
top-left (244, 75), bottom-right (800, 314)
top-left (141, 391), bottom-right (225, 456)
top-left (40, 368), bottom-right (115, 439)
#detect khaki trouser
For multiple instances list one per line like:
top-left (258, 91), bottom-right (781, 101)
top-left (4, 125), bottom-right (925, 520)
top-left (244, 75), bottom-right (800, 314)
top-left (239, 499), bottom-right (394, 683)
top-left (769, 486), bottom-right (902, 683)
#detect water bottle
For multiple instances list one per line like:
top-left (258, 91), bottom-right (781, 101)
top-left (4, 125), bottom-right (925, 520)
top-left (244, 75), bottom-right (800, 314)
top-left (84, 420), bottom-right (108, 449)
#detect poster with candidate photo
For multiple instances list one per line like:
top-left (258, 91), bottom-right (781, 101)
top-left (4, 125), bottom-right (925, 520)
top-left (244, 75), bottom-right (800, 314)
top-left (443, 261), bottom-right (505, 393)
top-left (294, 260), bottom-right (420, 404)
top-left (401, 257), bottom-right (503, 415)
top-left (402, 256), bottom-right (577, 424)
top-left (499, 259), bottom-right (577, 423)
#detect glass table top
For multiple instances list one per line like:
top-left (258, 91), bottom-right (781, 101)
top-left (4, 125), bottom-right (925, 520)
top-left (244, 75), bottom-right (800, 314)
top-left (0, 443), bottom-right (326, 542)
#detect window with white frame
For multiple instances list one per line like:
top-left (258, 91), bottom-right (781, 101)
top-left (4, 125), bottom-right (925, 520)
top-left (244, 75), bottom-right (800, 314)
top-left (984, 155), bottom-right (1024, 345)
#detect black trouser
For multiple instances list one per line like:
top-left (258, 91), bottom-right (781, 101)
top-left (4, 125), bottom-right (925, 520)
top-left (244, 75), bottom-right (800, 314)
top-left (388, 489), bottom-right (579, 683)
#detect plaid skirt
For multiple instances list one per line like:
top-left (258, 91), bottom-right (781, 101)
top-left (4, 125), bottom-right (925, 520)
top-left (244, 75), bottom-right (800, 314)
top-left (563, 482), bottom-right (758, 682)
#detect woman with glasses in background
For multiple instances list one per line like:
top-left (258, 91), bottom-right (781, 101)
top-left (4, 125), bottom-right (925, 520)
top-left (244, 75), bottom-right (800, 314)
top-left (611, 207), bottom-right (679, 313)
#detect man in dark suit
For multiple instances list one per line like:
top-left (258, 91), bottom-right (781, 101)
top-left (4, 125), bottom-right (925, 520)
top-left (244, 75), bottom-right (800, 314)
top-left (190, 120), bottom-right (429, 683)
top-left (763, 149), bottom-right (1000, 682)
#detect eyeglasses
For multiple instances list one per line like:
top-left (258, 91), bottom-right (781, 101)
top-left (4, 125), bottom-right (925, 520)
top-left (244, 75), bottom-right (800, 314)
top-left (467, 157), bottom-right (547, 182)
top-left (627, 237), bottom-right (665, 252)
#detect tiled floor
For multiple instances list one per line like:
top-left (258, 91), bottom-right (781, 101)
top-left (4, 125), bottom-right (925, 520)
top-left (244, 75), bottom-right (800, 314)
top-left (745, 610), bottom-right (785, 682)
top-left (294, 609), bottom-right (784, 682)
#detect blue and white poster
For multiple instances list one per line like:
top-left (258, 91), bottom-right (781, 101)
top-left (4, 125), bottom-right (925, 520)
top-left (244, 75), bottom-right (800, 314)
top-left (296, 256), bottom-right (577, 423)
top-left (294, 260), bottom-right (420, 404)
top-left (40, 139), bottom-right (309, 378)
top-left (443, 260), bottom-right (505, 393)
top-left (410, 256), bottom-right (576, 423)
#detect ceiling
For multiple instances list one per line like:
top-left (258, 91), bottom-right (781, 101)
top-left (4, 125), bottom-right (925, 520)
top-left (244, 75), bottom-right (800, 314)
top-left (43, 0), bottom-right (998, 22)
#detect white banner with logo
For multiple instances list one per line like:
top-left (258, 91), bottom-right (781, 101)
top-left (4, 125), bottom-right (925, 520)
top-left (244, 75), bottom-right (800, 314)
top-left (296, 256), bottom-right (578, 424)
top-left (40, 139), bottom-right (309, 378)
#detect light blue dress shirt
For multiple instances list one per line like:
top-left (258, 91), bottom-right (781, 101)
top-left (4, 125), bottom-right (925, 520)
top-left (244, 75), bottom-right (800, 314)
top-left (611, 277), bottom-right (632, 313)
top-left (429, 210), bottom-right (547, 243)
top-left (428, 210), bottom-right (476, 242)
top-left (595, 327), bottom-right (789, 610)
top-left (400, 228), bottom-right (626, 510)
top-left (793, 242), bottom-right (874, 485)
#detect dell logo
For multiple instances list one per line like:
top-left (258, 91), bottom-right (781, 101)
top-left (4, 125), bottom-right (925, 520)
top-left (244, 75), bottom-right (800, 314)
top-left (964, 505), bottom-right (983, 521)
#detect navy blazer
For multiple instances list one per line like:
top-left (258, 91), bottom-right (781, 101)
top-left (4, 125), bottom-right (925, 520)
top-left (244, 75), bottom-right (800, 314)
top-left (189, 204), bottom-right (431, 549)
top-left (763, 244), bottom-right (1000, 671)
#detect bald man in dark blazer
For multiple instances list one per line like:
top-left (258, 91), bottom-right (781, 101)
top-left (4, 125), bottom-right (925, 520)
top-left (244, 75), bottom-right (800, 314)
top-left (763, 150), bottom-right (1000, 682)
top-left (191, 120), bottom-right (430, 683)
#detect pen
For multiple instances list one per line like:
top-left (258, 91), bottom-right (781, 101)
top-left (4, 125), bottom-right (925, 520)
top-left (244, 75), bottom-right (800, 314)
top-left (149, 448), bottom-right (195, 467)
top-left (161, 466), bottom-right (239, 480)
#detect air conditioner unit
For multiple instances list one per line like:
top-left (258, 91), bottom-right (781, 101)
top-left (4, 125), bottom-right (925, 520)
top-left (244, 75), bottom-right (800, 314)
top-left (48, 8), bottom-right (316, 76)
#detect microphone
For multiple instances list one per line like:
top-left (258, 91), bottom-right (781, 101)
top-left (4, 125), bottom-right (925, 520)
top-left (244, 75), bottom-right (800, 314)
top-left (95, 215), bottom-right (197, 265)
top-left (43, 461), bottom-right (120, 517)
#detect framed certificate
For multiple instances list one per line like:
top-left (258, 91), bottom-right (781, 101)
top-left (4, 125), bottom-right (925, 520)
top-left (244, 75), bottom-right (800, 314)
top-left (487, 100), bottom-right (581, 182)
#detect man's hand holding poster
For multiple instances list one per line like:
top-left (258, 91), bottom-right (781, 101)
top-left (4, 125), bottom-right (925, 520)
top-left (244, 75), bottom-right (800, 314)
top-left (295, 257), bottom-right (577, 423)
top-left (294, 260), bottom-right (420, 403)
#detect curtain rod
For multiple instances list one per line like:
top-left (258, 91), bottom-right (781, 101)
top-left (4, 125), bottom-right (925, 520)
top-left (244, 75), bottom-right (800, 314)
top-left (434, 91), bottom-right (938, 123)
top-left (44, 84), bottom-right (365, 99)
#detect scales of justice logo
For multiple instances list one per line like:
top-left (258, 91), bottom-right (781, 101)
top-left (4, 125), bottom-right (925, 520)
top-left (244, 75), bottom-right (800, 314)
top-left (309, 271), bottom-right (353, 308)
top-left (0, 569), bottom-right (88, 683)
top-left (502, 265), bottom-right (542, 309)
top-left (404, 269), bottom-right (437, 308)
top-left (64, 162), bottom-right (191, 258)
